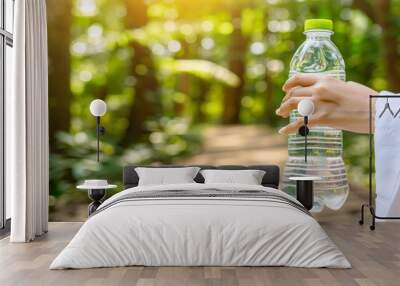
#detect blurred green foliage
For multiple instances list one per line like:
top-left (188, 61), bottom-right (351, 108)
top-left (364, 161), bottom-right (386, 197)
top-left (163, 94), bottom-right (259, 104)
top-left (48, 0), bottom-right (400, 214)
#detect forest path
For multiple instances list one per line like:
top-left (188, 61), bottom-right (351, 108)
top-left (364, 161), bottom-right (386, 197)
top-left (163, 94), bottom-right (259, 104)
top-left (182, 125), bottom-right (367, 221)
top-left (183, 125), bottom-right (287, 167)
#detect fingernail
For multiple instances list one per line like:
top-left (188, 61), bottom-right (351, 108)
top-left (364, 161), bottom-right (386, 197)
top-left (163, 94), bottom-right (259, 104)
top-left (275, 108), bottom-right (281, 115)
top-left (278, 128), bottom-right (285, 134)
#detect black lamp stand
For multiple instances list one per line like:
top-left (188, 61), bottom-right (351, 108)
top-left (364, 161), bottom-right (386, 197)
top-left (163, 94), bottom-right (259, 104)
top-left (88, 189), bottom-right (107, 215)
top-left (87, 117), bottom-right (107, 216)
top-left (95, 116), bottom-right (106, 162)
top-left (295, 115), bottom-right (314, 211)
top-left (298, 116), bottom-right (309, 162)
top-left (296, 180), bottom-right (314, 210)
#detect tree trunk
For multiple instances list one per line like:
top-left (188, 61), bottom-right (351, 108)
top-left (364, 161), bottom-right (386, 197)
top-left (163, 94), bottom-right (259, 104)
top-left (46, 0), bottom-right (72, 151)
top-left (192, 78), bottom-right (209, 123)
top-left (96, 85), bottom-right (108, 101)
top-left (353, 0), bottom-right (400, 91)
top-left (374, 0), bottom-right (400, 91)
top-left (264, 71), bottom-right (275, 124)
top-left (175, 41), bottom-right (190, 116)
top-left (121, 0), bottom-right (160, 146)
top-left (222, 9), bottom-right (248, 124)
top-left (175, 75), bottom-right (188, 115)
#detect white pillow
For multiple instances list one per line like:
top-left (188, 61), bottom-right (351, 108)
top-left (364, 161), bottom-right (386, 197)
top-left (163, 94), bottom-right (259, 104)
top-left (200, 169), bottom-right (266, 185)
top-left (135, 167), bottom-right (201, 186)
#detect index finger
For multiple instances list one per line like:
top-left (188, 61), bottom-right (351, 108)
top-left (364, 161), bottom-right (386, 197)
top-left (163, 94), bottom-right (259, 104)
top-left (278, 116), bottom-right (319, 135)
top-left (282, 74), bottom-right (321, 92)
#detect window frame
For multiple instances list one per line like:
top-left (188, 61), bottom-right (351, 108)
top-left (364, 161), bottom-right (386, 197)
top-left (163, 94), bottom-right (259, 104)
top-left (0, 0), bottom-right (14, 233)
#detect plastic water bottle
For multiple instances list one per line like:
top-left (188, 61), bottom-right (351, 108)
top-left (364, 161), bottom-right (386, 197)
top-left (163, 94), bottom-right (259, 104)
top-left (282, 19), bottom-right (349, 212)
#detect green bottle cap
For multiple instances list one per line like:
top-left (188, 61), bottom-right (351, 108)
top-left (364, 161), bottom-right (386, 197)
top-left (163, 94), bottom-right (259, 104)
top-left (304, 19), bottom-right (333, 31)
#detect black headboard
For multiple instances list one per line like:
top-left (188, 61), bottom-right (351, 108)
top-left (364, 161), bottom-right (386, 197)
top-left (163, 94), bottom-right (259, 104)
top-left (123, 165), bottom-right (280, 189)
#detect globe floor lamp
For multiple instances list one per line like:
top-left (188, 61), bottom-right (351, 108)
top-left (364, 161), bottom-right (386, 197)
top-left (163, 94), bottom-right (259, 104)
top-left (79, 99), bottom-right (109, 216)
top-left (89, 99), bottom-right (107, 162)
top-left (289, 99), bottom-right (321, 211)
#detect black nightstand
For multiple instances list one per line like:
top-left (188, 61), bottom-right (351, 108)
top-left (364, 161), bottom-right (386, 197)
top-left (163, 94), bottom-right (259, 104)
top-left (77, 181), bottom-right (117, 216)
top-left (289, 176), bottom-right (321, 210)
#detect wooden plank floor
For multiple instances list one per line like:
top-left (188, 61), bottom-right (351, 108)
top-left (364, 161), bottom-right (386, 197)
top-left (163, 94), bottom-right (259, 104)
top-left (0, 218), bottom-right (399, 286)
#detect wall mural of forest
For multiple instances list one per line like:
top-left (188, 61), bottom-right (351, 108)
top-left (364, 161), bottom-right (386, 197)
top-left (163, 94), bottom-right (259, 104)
top-left (46, 0), bottom-right (400, 220)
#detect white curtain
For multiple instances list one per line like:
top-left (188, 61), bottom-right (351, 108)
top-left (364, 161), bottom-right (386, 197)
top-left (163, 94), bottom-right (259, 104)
top-left (7, 0), bottom-right (49, 242)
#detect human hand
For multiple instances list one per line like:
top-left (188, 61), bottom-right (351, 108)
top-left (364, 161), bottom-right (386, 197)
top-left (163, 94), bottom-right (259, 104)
top-left (275, 74), bottom-right (377, 134)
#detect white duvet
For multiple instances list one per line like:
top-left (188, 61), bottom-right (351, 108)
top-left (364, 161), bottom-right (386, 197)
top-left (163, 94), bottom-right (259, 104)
top-left (50, 183), bottom-right (350, 269)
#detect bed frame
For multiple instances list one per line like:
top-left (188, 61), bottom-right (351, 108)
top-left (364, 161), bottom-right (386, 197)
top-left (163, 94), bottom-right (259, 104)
top-left (123, 165), bottom-right (280, 189)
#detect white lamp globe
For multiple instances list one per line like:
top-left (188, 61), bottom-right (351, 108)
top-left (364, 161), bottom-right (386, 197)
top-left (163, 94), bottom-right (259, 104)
top-left (90, 99), bottom-right (107, 117)
top-left (298, 99), bottom-right (314, 117)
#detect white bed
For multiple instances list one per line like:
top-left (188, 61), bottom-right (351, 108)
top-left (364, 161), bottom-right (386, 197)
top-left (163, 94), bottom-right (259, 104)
top-left (50, 183), bottom-right (350, 269)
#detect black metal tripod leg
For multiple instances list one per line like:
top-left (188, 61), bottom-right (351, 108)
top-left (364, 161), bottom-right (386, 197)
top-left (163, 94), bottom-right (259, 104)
top-left (359, 204), bottom-right (365, 225)
top-left (369, 206), bottom-right (376, 231)
top-left (370, 215), bottom-right (376, 231)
